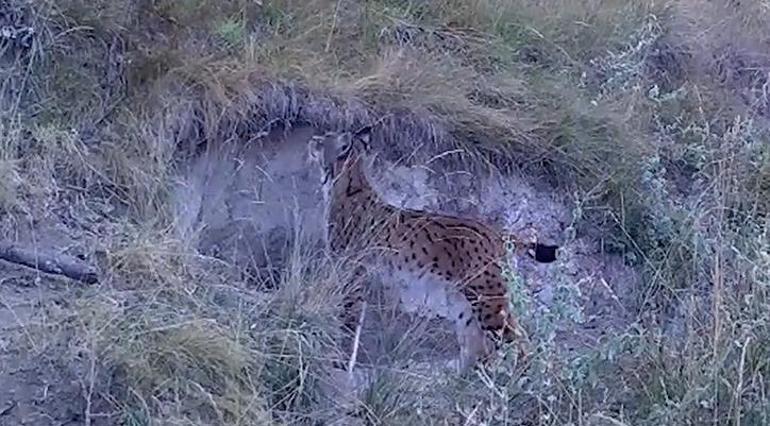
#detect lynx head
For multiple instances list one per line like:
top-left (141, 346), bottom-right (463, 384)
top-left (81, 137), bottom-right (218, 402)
top-left (307, 126), bottom-right (372, 185)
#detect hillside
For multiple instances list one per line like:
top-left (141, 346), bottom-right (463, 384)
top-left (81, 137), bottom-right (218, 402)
top-left (1, 1), bottom-right (769, 425)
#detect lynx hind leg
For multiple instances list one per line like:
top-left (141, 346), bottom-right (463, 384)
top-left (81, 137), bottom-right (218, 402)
top-left (462, 269), bottom-right (526, 367)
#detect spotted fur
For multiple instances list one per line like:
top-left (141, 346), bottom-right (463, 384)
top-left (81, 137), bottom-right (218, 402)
top-left (307, 126), bottom-right (558, 371)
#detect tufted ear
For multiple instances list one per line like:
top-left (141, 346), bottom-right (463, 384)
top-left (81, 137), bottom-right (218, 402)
top-left (334, 132), bottom-right (354, 160)
top-left (353, 125), bottom-right (373, 153)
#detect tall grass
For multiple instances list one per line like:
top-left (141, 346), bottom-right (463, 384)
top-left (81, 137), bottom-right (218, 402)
top-left (2, 0), bottom-right (770, 424)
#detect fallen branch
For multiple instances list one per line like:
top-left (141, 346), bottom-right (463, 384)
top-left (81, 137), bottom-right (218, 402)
top-left (0, 242), bottom-right (98, 284)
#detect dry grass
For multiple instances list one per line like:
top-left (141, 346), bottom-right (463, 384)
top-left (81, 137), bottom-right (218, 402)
top-left (19, 226), bottom-right (352, 424)
top-left (1, 0), bottom-right (770, 424)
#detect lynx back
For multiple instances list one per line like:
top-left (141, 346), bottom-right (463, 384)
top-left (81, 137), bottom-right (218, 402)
top-left (307, 127), bottom-right (558, 372)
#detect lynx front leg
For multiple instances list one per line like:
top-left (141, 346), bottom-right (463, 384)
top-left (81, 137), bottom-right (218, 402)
top-left (336, 264), bottom-right (368, 372)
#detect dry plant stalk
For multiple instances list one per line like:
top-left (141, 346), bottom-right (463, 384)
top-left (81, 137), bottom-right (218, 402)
top-left (347, 300), bottom-right (367, 376)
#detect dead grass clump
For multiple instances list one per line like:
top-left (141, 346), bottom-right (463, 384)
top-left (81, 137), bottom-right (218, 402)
top-left (88, 303), bottom-right (267, 424)
top-left (69, 289), bottom-right (270, 425)
top-left (95, 113), bottom-right (177, 221)
top-left (346, 49), bottom-right (537, 159)
top-left (0, 156), bottom-right (21, 211)
top-left (101, 224), bottom-right (193, 288)
top-left (393, 0), bottom-right (661, 64)
top-left (22, 229), bottom-right (353, 425)
top-left (671, 0), bottom-right (770, 119)
top-left (256, 261), bottom-right (344, 422)
top-left (0, 120), bottom-right (22, 211)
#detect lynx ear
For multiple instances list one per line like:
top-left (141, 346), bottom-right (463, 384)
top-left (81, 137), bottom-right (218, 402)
top-left (334, 132), bottom-right (354, 160)
top-left (353, 125), bottom-right (373, 153)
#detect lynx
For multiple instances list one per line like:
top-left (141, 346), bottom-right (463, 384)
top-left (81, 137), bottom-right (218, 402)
top-left (307, 126), bottom-right (558, 372)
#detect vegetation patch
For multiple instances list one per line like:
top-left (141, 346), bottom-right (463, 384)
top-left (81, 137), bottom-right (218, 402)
top-left (1, 0), bottom-right (769, 424)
